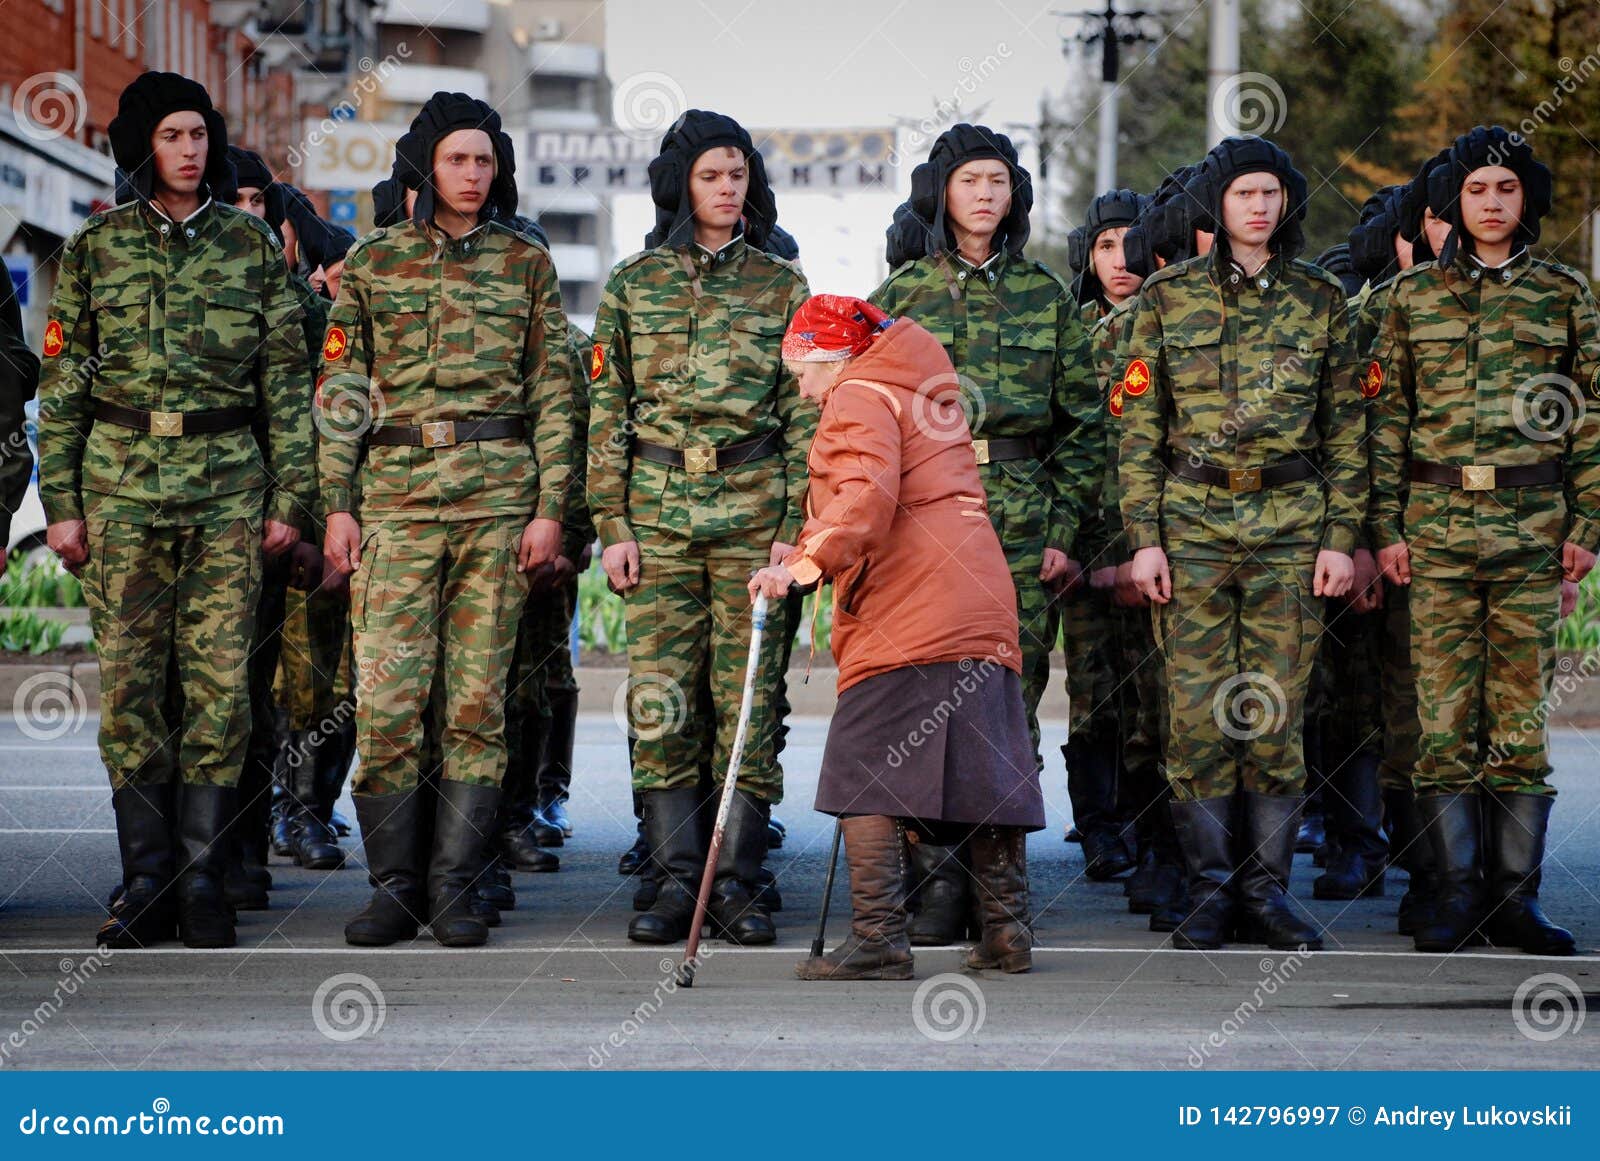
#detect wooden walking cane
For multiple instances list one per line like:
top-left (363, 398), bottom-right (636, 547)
top-left (679, 591), bottom-right (770, 987)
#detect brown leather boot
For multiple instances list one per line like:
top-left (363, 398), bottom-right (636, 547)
top-left (965, 825), bottom-right (1032, 972)
top-left (795, 816), bottom-right (913, 981)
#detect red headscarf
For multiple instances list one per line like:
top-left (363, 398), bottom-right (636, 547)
top-left (781, 294), bottom-right (893, 362)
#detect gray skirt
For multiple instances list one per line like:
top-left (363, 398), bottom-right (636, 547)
top-left (815, 660), bottom-right (1045, 839)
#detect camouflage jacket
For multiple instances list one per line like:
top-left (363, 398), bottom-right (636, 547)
top-left (1348, 277), bottom-right (1395, 553)
top-left (317, 217), bottom-right (572, 523)
top-left (1087, 296), bottom-right (1140, 564)
top-left (37, 200), bottom-right (312, 528)
top-left (1370, 250), bottom-right (1600, 573)
top-left (1117, 250), bottom-right (1367, 562)
top-left (587, 237), bottom-right (812, 547)
top-left (562, 324), bottom-right (594, 562)
top-left (869, 251), bottom-right (1102, 556)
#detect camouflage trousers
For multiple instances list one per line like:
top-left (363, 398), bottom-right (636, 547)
top-left (1115, 600), bottom-right (1167, 795)
top-left (1062, 588), bottom-right (1119, 740)
top-left (623, 547), bottom-right (788, 803)
top-left (347, 516), bottom-right (529, 795)
top-left (81, 516), bottom-right (262, 789)
top-left (1377, 584), bottom-right (1421, 793)
top-left (981, 462), bottom-right (1058, 768)
top-left (1157, 556), bottom-right (1321, 800)
top-left (277, 582), bottom-right (352, 732)
top-left (1409, 572), bottom-right (1558, 797)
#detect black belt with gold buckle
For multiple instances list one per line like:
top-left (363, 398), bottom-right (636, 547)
top-left (366, 417), bottom-right (527, 448)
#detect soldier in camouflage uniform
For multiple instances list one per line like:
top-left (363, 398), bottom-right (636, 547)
top-left (39, 72), bottom-right (313, 948)
top-left (319, 92), bottom-right (572, 949)
top-left (1372, 127), bottom-right (1600, 956)
top-left (0, 269), bottom-right (38, 577)
top-left (589, 110), bottom-right (810, 946)
top-left (1120, 138), bottom-right (1366, 952)
top-left (498, 324), bottom-right (593, 871)
top-left (1062, 190), bottom-right (1146, 887)
top-left (869, 125), bottom-right (1102, 945)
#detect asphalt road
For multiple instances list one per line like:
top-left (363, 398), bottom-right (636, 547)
top-left (0, 714), bottom-right (1597, 1070)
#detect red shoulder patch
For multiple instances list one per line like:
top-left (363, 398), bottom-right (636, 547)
top-left (1360, 359), bottom-right (1383, 399)
top-left (1122, 357), bottom-right (1151, 397)
top-left (1108, 383), bottom-right (1125, 418)
top-left (590, 341), bottom-right (606, 381)
top-left (322, 326), bottom-right (348, 362)
top-left (42, 320), bottom-right (64, 358)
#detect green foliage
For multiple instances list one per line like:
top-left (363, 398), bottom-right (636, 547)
top-left (0, 609), bottom-right (68, 655)
top-left (1558, 571), bottom-right (1600, 652)
top-left (0, 561), bottom-right (85, 609)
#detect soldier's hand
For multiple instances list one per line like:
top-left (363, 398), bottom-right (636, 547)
top-left (769, 541), bottom-right (795, 568)
top-left (1130, 546), bottom-right (1171, 605)
top-left (1347, 547), bottom-right (1384, 612)
top-left (1560, 579), bottom-right (1579, 621)
top-left (518, 518), bottom-right (563, 572)
top-left (1561, 540), bottom-right (1596, 584)
top-left (46, 519), bottom-right (89, 576)
top-left (1314, 549), bottom-right (1355, 598)
top-left (1089, 565), bottom-right (1118, 592)
top-left (1377, 541), bottom-right (1411, 586)
top-left (0, 546), bottom-right (7, 580)
top-left (325, 512), bottom-right (363, 576)
top-left (262, 520), bottom-right (299, 557)
top-left (602, 540), bottom-right (642, 593)
top-left (748, 565), bottom-right (794, 601)
top-left (1039, 548), bottom-right (1071, 590)
top-left (1111, 561), bottom-right (1146, 608)
top-left (549, 555), bottom-right (577, 586)
top-left (288, 541), bottom-right (324, 591)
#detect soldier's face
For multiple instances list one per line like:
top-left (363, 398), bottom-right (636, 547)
top-left (151, 111), bottom-right (208, 197)
top-left (311, 260), bottom-right (344, 301)
top-left (280, 217), bottom-right (298, 269)
top-left (945, 160), bottom-right (1011, 243)
top-left (1194, 229), bottom-right (1214, 256)
top-left (1421, 207), bottom-right (1451, 257)
top-left (688, 147), bottom-right (749, 233)
top-left (1459, 166), bottom-right (1523, 247)
top-left (1091, 226), bottom-right (1142, 303)
top-left (432, 129), bottom-right (495, 218)
top-left (1394, 229), bottom-right (1414, 270)
top-left (1220, 173), bottom-right (1283, 248)
top-left (234, 186), bottom-right (266, 218)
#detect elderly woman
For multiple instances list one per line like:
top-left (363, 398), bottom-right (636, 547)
top-left (749, 295), bottom-right (1045, 981)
